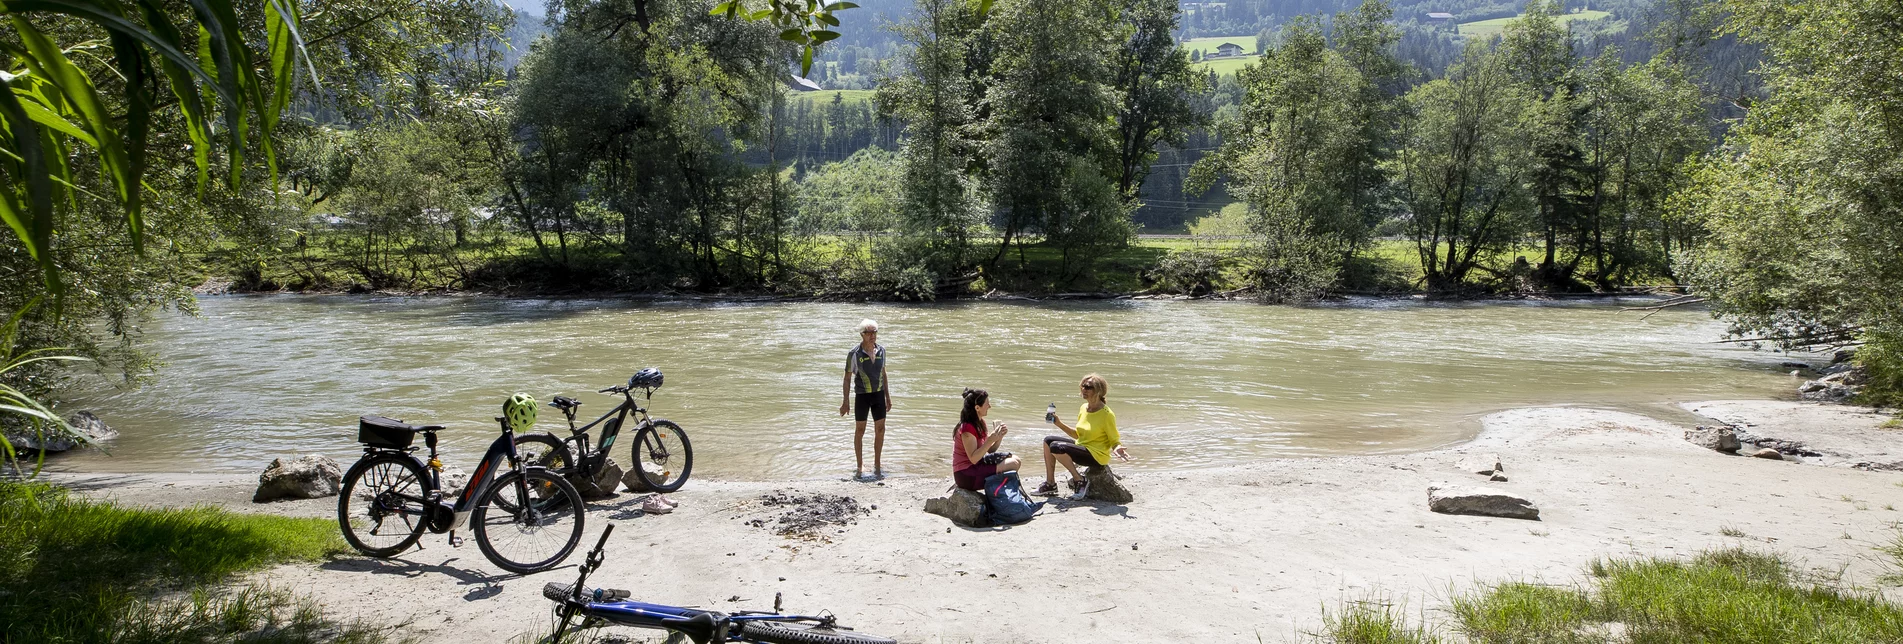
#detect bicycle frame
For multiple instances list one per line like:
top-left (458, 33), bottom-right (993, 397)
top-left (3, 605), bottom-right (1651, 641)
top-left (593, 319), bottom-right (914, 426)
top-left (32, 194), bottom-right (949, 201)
top-left (370, 421), bottom-right (526, 534)
top-left (558, 392), bottom-right (652, 474)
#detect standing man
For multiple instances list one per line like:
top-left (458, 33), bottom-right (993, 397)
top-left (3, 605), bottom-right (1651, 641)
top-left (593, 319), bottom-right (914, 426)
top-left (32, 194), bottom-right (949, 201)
top-left (840, 319), bottom-right (892, 480)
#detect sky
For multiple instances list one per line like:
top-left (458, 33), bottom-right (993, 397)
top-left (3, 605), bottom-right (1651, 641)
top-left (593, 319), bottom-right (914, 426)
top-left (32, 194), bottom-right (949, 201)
top-left (501, 0), bottom-right (541, 16)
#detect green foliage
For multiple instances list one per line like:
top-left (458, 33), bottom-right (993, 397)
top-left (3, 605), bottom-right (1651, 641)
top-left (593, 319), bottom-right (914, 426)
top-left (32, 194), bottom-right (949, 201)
top-left (1680, 0), bottom-right (1903, 402)
top-left (1449, 582), bottom-right (1601, 643)
top-left (0, 480), bottom-right (394, 643)
top-left (1313, 598), bottom-right (1441, 644)
top-left (1144, 246), bottom-right (1230, 295)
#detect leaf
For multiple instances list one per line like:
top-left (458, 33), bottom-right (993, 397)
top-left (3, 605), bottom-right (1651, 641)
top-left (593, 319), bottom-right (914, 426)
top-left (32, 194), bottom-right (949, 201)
top-left (135, 0), bottom-right (212, 193)
top-left (823, 1), bottom-right (859, 9)
top-left (802, 44), bottom-right (814, 76)
top-left (780, 28), bottom-right (809, 44)
top-left (10, 91), bottom-right (97, 145)
top-left (976, 0), bottom-right (994, 17)
top-left (12, 16), bottom-right (130, 269)
top-left (811, 29), bottom-right (840, 42)
top-left (817, 13), bottom-right (839, 26)
top-left (708, 1), bottom-right (733, 15)
top-left (109, 33), bottom-right (150, 254)
top-left (749, 8), bottom-right (773, 19)
top-left (4, 0), bottom-right (231, 104)
top-left (0, 72), bottom-right (60, 294)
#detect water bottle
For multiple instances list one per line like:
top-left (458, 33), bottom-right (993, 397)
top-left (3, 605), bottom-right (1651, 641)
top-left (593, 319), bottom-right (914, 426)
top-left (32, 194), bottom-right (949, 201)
top-left (1046, 402), bottom-right (1057, 424)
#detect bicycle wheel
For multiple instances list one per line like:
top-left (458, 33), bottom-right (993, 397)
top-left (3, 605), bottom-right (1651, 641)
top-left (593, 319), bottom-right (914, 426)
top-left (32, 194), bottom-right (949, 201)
top-left (337, 453), bottom-right (431, 557)
top-left (738, 620), bottom-right (898, 644)
top-left (472, 468), bottom-right (586, 574)
top-left (631, 420), bottom-right (693, 492)
top-left (514, 432), bottom-right (574, 473)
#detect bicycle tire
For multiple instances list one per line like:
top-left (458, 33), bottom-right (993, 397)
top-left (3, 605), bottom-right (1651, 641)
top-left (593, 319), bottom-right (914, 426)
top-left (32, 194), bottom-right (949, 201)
top-left (631, 420), bottom-right (693, 493)
top-left (337, 453), bottom-right (431, 558)
top-left (738, 620), bottom-right (897, 644)
top-left (472, 468), bottom-right (586, 574)
top-left (514, 432), bottom-right (575, 473)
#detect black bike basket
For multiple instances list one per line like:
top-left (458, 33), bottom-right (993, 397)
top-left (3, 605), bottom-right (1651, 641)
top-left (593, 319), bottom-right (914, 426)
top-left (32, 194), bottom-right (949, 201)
top-left (357, 416), bottom-right (417, 448)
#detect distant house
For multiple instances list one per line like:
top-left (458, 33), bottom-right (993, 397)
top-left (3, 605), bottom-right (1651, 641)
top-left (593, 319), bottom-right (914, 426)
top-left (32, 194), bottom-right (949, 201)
top-left (1425, 12), bottom-right (1454, 22)
top-left (1213, 42), bottom-right (1245, 58)
top-left (786, 75), bottom-right (822, 92)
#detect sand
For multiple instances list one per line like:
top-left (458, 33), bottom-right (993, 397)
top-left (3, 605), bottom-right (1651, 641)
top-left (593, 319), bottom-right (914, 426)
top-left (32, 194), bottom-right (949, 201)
top-left (44, 400), bottom-right (1903, 643)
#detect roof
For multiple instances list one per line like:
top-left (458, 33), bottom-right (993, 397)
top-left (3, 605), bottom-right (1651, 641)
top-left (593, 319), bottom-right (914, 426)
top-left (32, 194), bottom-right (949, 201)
top-left (1426, 12), bottom-right (1454, 18)
top-left (786, 75), bottom-right (822, 92)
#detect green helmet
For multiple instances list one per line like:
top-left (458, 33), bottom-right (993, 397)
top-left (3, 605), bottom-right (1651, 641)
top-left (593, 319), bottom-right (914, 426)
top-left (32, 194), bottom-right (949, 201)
top-left (503, 393), bottom-right (538, 431)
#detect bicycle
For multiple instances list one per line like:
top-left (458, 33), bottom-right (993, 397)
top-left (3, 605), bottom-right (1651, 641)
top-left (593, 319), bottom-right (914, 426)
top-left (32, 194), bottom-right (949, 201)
top-left (337, 412), bottom-right (587, 574)
top-left (543, 525), bottom-right (896, 644)
top-left (515, 368), bottom-right (695, 493)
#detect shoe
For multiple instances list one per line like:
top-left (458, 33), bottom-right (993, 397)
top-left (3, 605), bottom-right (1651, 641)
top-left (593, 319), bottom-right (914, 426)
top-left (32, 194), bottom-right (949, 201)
top-left (874, 470), bottom-right (886, 480)
top-left (642, 496), bottom-right (673, 514)
top-left (655, 495), bottom-right (679, 509)
top-left (1032, 481), bottom-right (1059, 496)
top-left (1069, 478), bottom-right (1090, 501)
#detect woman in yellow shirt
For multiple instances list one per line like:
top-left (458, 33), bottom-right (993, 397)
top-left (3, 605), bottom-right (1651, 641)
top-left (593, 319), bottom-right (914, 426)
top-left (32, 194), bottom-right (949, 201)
top-left (1035, 374), bottom-right (1130, 499)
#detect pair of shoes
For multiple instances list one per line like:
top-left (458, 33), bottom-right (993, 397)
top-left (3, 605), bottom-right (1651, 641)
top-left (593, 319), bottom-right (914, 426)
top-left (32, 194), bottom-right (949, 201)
top-left (642, 496), bottom-right (674, 514)
top-left (652, 495), bottom-right (679, 509)
top-left (1068, 478), bottom-right (1090, 501)
top-left (874, 469), bottom-right (886, 480)
top-left (1031, 481), bottom-right (1059, 496)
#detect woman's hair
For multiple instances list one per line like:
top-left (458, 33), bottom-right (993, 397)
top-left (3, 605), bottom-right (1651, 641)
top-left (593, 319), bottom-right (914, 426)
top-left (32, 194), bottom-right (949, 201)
top-left (1081, 373), bottom-right (1108, 402)
top-left (858, 319), bottom-right (879, 334)
top-left (959, 388), bottom-right (989, 428)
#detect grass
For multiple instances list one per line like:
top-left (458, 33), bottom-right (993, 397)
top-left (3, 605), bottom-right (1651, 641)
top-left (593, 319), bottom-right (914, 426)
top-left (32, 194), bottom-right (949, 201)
top-left (0, 479), bottom-right (400, 643)
top-left (1444, 549), bottom-right (1903, 643)
top-left (786, 89), bottom-right (876, 106)
top-left (1183, 36), bottom-right (1259, 77)
top-left (1193, 54), bottom-right (1259, 77)
top-left (1457, 10), bottom-right (1612, 39)
top-left (1314, 597), bottom-right (1442, 643)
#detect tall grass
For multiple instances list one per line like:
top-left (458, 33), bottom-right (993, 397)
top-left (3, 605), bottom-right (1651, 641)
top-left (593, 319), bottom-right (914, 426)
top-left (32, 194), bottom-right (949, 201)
top-left (0, 480), bottom-right (402, 643)
top-left (1313, 598), bottom-right (1442, 644)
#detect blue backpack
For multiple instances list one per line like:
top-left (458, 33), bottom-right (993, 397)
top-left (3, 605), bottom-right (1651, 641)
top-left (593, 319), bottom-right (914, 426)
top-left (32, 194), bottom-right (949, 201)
top-left (982, 471), bottom-right (1044, 525)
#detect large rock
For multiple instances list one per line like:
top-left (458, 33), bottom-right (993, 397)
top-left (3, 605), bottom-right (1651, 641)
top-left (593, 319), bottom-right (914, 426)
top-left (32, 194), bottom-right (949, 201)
top-left (570, 457), bottom-right (624, 499)
top-left (253, 455), bottom-right (343, 502)
top-left (1427, 484), bottom-right (1540, 520)
top-left (620, 460), bottom-right (665, 493)
top-left (1084, 466), bottom-right (1134, 503)
top-left (925, 488), bottom-right (988, 527)
top-left (3, 411), bottom-right (117, 454)
top-left (1684, 425), bottom-right (1741, 453)
top-left (1750, 448), bottom-right (1785, 460)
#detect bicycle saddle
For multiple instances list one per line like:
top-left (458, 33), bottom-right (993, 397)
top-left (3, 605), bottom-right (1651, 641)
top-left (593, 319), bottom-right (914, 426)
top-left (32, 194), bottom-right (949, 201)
top-left (548, 396), bottom-right (582, 411)
top-left (659, 612), bottom-right (721, 644)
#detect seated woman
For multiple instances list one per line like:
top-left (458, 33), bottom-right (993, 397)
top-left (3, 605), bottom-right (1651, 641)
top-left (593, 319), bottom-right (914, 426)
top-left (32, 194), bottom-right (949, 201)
top-left (952, 388), bottom-right (1021, 492)
top-left (1036, 373), bottom-right (1130, 499)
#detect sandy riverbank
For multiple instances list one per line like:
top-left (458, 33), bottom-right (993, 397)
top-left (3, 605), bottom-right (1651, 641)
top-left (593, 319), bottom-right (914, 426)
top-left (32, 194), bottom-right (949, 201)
top-left (45, 399), bottom-right (1903, 643)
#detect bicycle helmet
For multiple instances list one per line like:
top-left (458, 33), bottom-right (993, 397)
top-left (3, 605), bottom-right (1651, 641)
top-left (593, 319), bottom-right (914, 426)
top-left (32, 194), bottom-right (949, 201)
top-left (629, 367), bottom-right (664, 390)
top-left (502, 393), bottom-right (538, 431)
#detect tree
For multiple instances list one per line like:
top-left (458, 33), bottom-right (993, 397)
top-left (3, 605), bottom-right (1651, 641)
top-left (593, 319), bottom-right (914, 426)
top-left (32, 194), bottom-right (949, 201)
top-left (1109, 0), bottom-right (1206, 202)
top-left (1680, 0), bottom-right (1903, 404)
top-left (879, 0), bottom-right (989, 277)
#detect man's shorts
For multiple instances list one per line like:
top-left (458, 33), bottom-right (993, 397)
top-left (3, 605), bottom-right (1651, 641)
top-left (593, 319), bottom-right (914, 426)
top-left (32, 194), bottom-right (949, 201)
top-left (854, 391), bottom-right (888, 422)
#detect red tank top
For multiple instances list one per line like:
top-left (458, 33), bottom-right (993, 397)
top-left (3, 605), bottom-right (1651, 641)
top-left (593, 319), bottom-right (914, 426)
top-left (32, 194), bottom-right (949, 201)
top-left (951, 422), bottom-right (986, 471)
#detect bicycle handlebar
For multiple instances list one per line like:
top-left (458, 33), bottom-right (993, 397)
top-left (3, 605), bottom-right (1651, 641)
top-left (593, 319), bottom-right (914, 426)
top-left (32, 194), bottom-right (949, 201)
top-left (593, 524), bottom-right (615, 552)
top-left (597, 386), bottom-right (627, 395)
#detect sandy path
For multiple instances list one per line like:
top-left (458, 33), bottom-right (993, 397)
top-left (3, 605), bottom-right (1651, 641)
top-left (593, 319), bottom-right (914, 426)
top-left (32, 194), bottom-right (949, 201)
top-left (48, 400), bottom-right (1903, 643)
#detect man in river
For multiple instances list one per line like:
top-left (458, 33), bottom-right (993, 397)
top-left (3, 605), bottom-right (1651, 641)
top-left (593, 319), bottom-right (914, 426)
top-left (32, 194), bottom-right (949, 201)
top-left (840, 319), bottom-right (892, 480)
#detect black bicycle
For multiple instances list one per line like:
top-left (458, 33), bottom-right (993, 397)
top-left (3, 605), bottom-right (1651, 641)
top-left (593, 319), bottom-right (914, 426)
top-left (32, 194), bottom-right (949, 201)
top-left (515, 368), bottom-right (694, 493)
top-left (544, 526), bottom-right (896, 644)
top-left (337, 414), bottom-right (586, 574)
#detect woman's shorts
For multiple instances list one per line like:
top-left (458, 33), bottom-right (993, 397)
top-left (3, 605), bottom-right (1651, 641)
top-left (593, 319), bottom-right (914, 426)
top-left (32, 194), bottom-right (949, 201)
top-left (854, 391), bottom-right (888, 422)
top-left (954, 463), bottom-right (998, 491)
top-left (1044, 435), bottom-right (1101, 467)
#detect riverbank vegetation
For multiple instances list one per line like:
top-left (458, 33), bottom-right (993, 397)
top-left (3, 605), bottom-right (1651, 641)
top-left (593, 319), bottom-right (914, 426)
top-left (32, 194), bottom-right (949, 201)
top-left (2, 0), bottom-right (1901, 426)
top-left (1315, 548), bottom-right (1903, 643)
top-left (0, 480), bottom-right (396, 643)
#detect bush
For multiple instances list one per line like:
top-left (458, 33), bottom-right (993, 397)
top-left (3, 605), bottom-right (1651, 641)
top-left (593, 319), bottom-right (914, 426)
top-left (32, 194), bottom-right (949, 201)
top-left (1145, 248), bottom-right (1230, 295)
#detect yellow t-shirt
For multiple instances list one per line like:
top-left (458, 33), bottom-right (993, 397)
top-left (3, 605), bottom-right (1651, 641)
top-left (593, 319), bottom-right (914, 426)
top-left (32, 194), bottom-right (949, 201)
top-left (1074, 403), bottom-right (1119, 465)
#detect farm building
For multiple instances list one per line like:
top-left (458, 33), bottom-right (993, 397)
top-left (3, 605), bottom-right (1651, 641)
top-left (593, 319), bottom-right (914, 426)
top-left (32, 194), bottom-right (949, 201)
top-left (1212, 42), bottom-right (1245, 58)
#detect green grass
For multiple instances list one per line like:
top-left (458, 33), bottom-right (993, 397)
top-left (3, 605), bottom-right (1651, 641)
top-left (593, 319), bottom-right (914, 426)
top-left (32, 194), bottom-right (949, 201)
top-left (1312, 597), bottom-right (1442, 643)
top-left (786, 89), bottom-right (876, 106)
top-left (0, 480), bottom-right (399, 643)
top-left (1193, 54), bottom-right (1260, 77)
top-left (1183, 36), bottom-right (1259, 77)
top-left (1446, 549), bottom-right (1903, 643)
top-left (1457, 10), bottom-right (1612, 39)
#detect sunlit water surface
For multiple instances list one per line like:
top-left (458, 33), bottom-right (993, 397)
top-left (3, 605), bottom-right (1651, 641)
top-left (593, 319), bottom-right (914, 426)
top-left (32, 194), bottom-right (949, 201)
top-left (50, 296), bottom-right (1804, 479)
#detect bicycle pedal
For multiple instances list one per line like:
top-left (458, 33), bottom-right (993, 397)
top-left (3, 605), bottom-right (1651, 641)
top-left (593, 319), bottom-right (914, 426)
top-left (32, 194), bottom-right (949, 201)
top-left (449, 532), bottom-right (465, 548)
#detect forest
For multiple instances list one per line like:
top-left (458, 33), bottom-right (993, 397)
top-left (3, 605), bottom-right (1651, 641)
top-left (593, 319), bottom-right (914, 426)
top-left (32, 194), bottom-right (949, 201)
top-left (0, 0), bottom-right (1899, 411)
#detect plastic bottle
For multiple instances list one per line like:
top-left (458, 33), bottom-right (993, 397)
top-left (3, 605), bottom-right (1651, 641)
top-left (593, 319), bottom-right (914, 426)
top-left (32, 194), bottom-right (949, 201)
top-left (1046, 402), bottom-right (1057, 424)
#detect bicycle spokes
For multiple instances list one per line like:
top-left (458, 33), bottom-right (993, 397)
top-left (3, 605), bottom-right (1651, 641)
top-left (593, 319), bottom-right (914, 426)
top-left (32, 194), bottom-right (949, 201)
top-left (346, 461), bottom-right (425, 550)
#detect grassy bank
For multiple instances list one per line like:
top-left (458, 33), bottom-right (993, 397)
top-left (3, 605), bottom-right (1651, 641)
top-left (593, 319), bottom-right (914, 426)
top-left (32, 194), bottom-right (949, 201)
top-left (1313, 548), bottom-right (1903, 643)
top-left (0, 480), bottom-right (400, 643)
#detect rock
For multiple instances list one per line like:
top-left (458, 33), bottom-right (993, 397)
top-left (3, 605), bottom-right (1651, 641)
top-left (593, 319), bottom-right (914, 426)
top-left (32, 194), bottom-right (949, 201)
top-left (3, 410), bottom-right (118, 454)
top-left (1820, 368), bottom-right (1868, 386)
top-left (1780, 361), bottom-right (1815, 371)
top-left (1750, 448), bottom-right (1784, 460)
top-left (1488, 472), bottom-right (1509, 482)
top-left (1684, 425), bottom-right (1741, 453)
top-left (1084, 465), bottom-right (1134, 503)
top-left (1427, 484), bottom-right (1540, 520)
top-left (253, 455), bottom-right (343, 502)
top-left (1460, 453), bottom-right (1503, 475)
top-left (1799, 381), bottom-right (1829, 393)
top-left (570, 457), bottom-right (624, 499)
top-left (619, 461), bottom-right (665, 493)
top-left (924, 488), bottom-right (988, 527)
top-left (438, 465), bottom-right (469, 498)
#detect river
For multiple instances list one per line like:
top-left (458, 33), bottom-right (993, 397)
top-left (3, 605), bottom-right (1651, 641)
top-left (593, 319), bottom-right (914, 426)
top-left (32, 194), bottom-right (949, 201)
top-left (49, 295), bottom-right (1803, 479)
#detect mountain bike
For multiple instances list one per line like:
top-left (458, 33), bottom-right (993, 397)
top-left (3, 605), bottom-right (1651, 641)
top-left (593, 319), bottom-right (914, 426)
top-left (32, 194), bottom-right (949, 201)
top-left (514, 368), bottom-right (694, 493)
top-left (543, 526), bottom-right (896, 644)
top-left (338, 414), bottom-right (586, 574)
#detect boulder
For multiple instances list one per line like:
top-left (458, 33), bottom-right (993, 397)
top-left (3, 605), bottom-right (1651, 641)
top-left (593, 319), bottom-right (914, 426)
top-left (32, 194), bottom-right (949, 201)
top-left (1684, 425), bottom-right (1741, 453)
top-left (253, 455), bottom-right (343, 502)
top-left (1488, 472), bottom-right (1510, 482)
top-left (620, 461), bottom-right (665, 493)
top-left (438, 465), bottom-right (469, 499)
top-left (925, 488), bottom-right (988, 527)
top-left (3, 411), bottom-right (117, 454)
top-left (1459, 453), bottom-right (1503, 475)
top-left (1750, 448), bottom-right (1784, 460)
top-left (1427, 484), bottom-right (1540, 520)
top-left (1084, 466), bottom-right (1134, 503)
top-left (570, 457), bottom-right (624, 499)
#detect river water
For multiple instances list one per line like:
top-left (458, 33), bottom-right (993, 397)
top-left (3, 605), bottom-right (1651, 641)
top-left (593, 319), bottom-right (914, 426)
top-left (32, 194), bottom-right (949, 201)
top-left (50, 295), bottom-right (1803, 479)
